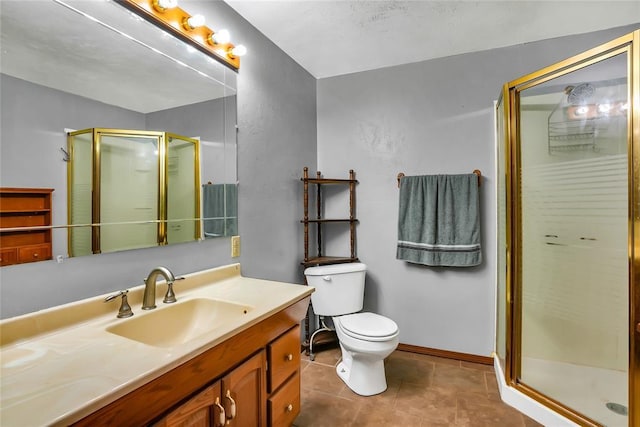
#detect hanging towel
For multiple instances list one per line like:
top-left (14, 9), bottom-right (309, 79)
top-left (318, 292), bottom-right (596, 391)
top-left (202, 184), bottom-right (225, 237)
top-left (396, 174), bottom-right (482, 267)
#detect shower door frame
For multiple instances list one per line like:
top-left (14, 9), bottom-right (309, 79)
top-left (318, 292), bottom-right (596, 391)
top-left (502, 30), bottom-right (639, 426)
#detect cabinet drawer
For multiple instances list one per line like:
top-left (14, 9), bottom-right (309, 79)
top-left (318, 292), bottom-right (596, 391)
top-left (18, 244), bottom-right (51, 263)
top-left (268, 371), bottom-right (300, 427)
top-left (0, 248), bottom-right (18, 266)
top-left (268, 326), bottom-right (300, 393)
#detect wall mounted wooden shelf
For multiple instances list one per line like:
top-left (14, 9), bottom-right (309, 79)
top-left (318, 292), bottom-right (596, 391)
top-left (0, 188), bottom-right (54, 267)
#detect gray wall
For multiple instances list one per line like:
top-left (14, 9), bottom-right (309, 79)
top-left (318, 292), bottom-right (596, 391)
top-left (0, 1), bottom-right (317, 318)
top-left (187, 1), bottom-right (318, 284)
top-left (316, 24), bottom-right (638, 356)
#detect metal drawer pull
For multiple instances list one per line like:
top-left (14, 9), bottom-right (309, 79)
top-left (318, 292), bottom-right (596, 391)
top-left (225, 390), bottom-right (237, 420)
top-left (286, 403), bottom-right (294, 412)
top-left (286, 353), bottom-right (293, 361)
top-left (214, 397), bottom-right (226, 427)
top-left (580, 237), bottom-right (597, 241)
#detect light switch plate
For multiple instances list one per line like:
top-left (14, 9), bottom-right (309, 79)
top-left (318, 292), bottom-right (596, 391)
top-left (231, 235), bottom-right (240, 257)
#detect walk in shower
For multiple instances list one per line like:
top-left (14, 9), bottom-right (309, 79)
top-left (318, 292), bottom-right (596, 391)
top-left (496, 31), bottom-right (639, 426)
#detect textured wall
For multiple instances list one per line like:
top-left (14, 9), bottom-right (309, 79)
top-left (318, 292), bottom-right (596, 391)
top-left (316, 24), bottom-right (638, 356)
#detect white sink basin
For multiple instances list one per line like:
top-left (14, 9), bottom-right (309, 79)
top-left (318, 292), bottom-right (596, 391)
top-left (106, 298), bottom-right (253, 347)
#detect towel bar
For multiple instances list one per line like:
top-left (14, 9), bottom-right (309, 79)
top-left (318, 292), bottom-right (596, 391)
top-left (397, 170), bottom-right (482, 188)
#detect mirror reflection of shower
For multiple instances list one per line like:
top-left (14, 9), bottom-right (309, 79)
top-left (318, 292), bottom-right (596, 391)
top-left (67, 128), bottom-right (202, 256)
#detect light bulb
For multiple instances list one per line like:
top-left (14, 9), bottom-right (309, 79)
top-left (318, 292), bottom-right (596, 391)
top-left (597, 103), bottom-right (612, 114)
top-left (229, 44), bottom-right (247, 58)
top-left (210, 29), bottom-right (230, 45)
top-left (155, 0), bottom-right (178, 10)
top-left (575, 106), bottom-right (589, 116)
top-left (185, 14), bottom-right (205, 29)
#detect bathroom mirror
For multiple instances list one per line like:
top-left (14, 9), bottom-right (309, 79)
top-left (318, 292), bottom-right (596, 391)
top-left (0, 0), bottom-right (238, 259)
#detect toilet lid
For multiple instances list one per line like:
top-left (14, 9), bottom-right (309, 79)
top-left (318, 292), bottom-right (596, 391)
top-left (338, 312), bottom-right (398, 339)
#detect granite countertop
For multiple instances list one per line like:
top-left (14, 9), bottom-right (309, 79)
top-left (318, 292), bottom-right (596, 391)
top-left (0, 264), bottom-right (313, 426)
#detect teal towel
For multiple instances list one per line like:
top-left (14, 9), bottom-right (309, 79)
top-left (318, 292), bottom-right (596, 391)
top-left (396, 174), bottom-right (481, 267)
top-left (202, 184), bottom-right (237, 237)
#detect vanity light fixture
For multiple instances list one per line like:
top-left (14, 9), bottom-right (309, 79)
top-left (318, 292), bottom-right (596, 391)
top-left (118, 0), bottom-right (245, 71)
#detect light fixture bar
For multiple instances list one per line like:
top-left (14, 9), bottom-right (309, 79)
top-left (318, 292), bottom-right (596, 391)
top-left (117, 0), bottom-right (241, 71)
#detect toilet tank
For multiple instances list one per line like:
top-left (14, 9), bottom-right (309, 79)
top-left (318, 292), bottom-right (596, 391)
top-left (304, 263), bottom-right (366, 316)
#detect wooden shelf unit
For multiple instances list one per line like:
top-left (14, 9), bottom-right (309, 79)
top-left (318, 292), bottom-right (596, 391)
top-left (300, 167), bottom-right (358, 357)
top-left (0, 188), bottom-right (54, 267)
top-left (300, 167), bottom-right (358, 267)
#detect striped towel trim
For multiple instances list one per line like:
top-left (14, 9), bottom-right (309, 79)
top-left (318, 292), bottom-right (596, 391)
top-left (398, 240), bottom-right (480, 253)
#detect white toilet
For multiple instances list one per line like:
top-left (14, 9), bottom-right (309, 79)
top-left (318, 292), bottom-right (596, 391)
top-left (304, 263), bottom-right (399, 396)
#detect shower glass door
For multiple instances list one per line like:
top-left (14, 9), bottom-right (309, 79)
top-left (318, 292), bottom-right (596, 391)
top-left (507, 33), bottom-right (637, 427)
top-left (166, 133), bottom-right (200, 245)
top-left (98, 131), bottom-right (162, 253)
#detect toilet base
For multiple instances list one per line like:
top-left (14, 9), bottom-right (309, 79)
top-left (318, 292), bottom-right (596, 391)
top-left (336, 356), bottom-right (388, 396)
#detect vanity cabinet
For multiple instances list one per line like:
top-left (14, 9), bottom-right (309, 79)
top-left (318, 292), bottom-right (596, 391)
top-left (0, 188), bottom-right (54, 266)
top-left (156, 325), bottom-right (301, 427)
top-left (73, 297), bottom-right (309, 427)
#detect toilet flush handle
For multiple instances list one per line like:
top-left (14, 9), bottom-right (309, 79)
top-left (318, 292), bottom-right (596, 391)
top-left (322, 276), bottom-right (332, 281)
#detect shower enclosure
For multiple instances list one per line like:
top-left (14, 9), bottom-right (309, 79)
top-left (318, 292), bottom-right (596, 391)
top-left (67, 128), bottom-right (200, 256)
top-left (496, 31), bottom-right (638, 426)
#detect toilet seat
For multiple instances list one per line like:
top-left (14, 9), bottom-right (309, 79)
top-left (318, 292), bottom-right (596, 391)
top-left (336, 312), bottom-right (398, 342)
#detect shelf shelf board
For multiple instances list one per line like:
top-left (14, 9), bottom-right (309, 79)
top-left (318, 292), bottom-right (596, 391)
top-left (302, 256), bottom-right (359, 267)
top-left (0, 209), bottom-right (51, 214)
top-left (301, 178), bottom-right (358, 185)
top-left (301, 219), bottom-right (358, 224)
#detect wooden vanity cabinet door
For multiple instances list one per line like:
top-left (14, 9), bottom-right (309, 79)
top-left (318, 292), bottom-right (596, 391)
top-left (221, 350), bottom-right (266, 427)
top-left (153, 382), bottom-right (224, 427)
top-left (268, 325), bottom-right (300, 393)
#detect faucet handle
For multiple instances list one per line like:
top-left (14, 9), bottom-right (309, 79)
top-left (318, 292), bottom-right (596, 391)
top-left (104, 289), bottom-right (134, 318)
top-left (163, 277), bottom-right (184, 304)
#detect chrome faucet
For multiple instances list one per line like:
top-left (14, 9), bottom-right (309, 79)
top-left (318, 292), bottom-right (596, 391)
top-left (142, 266), bottom-right (176, 310)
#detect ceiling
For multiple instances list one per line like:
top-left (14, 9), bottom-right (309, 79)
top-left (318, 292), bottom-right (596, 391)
top-left (223, 1), bottom-right (640, 79)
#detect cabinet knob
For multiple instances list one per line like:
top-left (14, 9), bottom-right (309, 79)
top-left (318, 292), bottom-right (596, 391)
top-left (286, 403), bottom-right (294, 412)
top-left (286, 353), bottom-right (293, 361)
top-left (33, 253), bottom-right (39, 258)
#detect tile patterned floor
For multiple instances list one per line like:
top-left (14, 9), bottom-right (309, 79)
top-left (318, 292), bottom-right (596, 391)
top-left (294, 348), bottom-right (543, 427)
